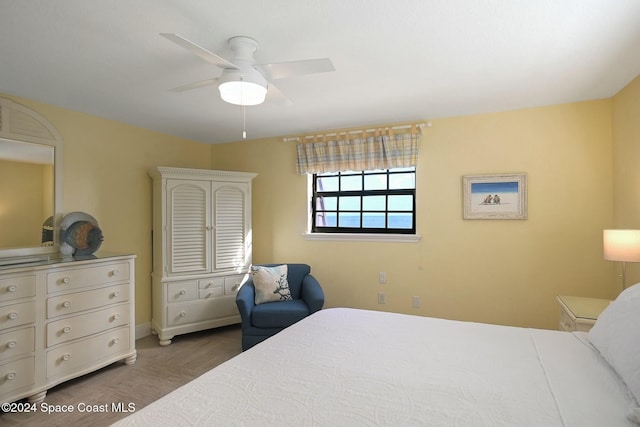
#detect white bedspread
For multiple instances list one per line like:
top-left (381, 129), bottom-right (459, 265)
top-left (113, 308), bottom-right (636, 426)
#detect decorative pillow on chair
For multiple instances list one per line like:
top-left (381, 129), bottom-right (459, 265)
top-left (251, 265), bottom-right (293, 305)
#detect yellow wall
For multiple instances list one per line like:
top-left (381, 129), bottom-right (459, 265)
top-left (0, 93), bottom-right (212, 324)
top-left (212, 100), bottom-right (614, 330)
top-left (612, 75), bottom-right (640, 285)
top-left (1, 86), bottom-right (631, 331)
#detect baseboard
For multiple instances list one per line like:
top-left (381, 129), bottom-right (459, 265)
top-left (135, 322), bottom-right (152, 340)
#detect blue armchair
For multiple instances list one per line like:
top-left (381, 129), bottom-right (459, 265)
top-left (236, 263), bottom-right (324, 351)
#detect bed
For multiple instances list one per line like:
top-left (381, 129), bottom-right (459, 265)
top-left (113, 284), bottom-right (640, 427)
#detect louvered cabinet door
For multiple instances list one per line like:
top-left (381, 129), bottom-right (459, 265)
top-left (166, 179), bottom-right (212, 275)
top-left (212, 182), bottom-right (250, 272)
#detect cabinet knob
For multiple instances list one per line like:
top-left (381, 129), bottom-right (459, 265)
top-left (7, 340), bottom-right (16, 349)
top-left (112, 313), bottom-right (121, 321)
top-left (62, 276), bottom-right (71, 284)
top-left (179, 289), bottom-right (186, 296)
top-left (111, 269), bottom-right (119, 277)
top-left (62, 326), bottom-right (71, 334)
top-left (62, 300), bottom-right (71, 308)
top-left (6, 372), bottom-right (16, 381)
top-left (111, 337), bottom-right (120, 345)
top-left (112, 290), bottom-right (120, 298)
top-left (6, 285), bottom-right (16, 293)
top-left (179, 311), bottom-right (186, 318)
top-left (62, 353), bottom-right (71, 362)
top-left (7, 312), bottom-right (17, 320)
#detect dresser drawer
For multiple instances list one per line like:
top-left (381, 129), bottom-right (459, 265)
top-left (0, 356), bottom-right (35, 396)
top-left (47, 262), bottom-right (130, 294)
top-left (167, 296), bottom-right (238, 327)
top-left (0, 301), bottom-right (36, 330)
top-left (47, 283), bottom-right (130, 319)
top-left (0, 327), bottom-right (35, 361)
top-left (166, 281), bottom-right (198, 303)
top-left (46, 303), bottom-right (130, 347)
top-left (46, 326), bottom-right (130, 380)
top-left (0, 275), bottom-right (36, 303)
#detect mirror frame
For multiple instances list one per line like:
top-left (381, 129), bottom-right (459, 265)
top-left (0, 98), bottom-right (63, 260)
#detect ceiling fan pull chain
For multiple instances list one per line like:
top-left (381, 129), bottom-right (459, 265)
top-left (240, 75), bottom-right (247, 139)
top-left (242, 104), bottom-right (247, 139)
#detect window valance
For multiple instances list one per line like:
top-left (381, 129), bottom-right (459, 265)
top-left (295, 125), bottom-right (422, 175)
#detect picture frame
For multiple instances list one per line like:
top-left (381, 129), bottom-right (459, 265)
top-left (463, 173), bottom-right (527, 220)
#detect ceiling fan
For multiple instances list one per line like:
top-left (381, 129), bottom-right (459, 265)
top-left (161, 33), bottom-right (335, 106)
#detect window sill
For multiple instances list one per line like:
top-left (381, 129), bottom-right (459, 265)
top-left (302, 232), bottom-right (422, 243)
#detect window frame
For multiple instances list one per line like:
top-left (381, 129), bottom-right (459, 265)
top-left (310, 168), bottom-right (417, 235)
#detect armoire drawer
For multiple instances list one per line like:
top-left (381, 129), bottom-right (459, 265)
top-left (0, 301), bottom-right (36, 331)
top-left (167, 296), bottom-right (239, 326)
top-left (0, 356), bottom-right (35, 396)
top-left (224, 275), bottom-right (244, 295)
top-left (46, 326), bottom-right (130, 379)
top-left (46, 303), bottom-right (130, 347)
top-left (0, 326), bottom-right (34, 361)
top-left (166, 281), bottom-right (198, 303)
top-left (0, 275), bottom-right (36, 303)
top-left (47, 283), bottom-right (130, 319)
top-left (47, 262), bottom-right (130, 294)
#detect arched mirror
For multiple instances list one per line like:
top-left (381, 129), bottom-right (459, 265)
top-left (0, 98), bottom-right (63, 262)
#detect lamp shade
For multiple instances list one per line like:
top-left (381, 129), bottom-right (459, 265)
top-left (603, 229), bottom-right (640, 262)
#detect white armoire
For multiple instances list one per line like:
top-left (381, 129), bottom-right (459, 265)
top-left (149, 167), bottom-right (256, 345)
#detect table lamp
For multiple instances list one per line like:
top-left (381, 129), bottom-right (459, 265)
top-left (603, 229), bottom-right (640, 289)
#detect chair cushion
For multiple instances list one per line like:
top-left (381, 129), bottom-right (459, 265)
top-left (251, 264), bottom-right (292, 305)
top-left (251, 300), bottom-right (310, 328)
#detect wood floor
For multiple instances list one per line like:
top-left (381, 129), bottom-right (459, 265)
top-left (1, 324), bottom-right (243, 427)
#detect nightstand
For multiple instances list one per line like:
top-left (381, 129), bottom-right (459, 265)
top-left (556, 295), bottom-right (611, 332)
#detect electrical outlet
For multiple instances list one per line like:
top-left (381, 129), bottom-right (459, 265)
top-left (412, 296), bottom-right (421, 309)
top-left (378, 272), bottom-right (387, 284)
top-left (378, 291), bottom-right (386, 304)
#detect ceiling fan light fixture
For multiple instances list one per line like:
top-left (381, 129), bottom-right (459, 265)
top-left (218, 68), bottom-right (267, 106)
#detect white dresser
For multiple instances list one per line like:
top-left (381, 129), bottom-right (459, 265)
top-left (150, 167), bottom-right (256, 345)
top-left (0, 253), bottom-right (136, 404)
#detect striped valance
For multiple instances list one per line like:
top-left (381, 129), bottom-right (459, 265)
top-left (295, 127), bottom-right (421, 175)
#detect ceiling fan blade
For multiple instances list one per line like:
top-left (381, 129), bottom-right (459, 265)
top-left (169, 77), bottom-right (219, 92)
top-left (260, 58), bottom-right (335, 80)
top-left (267, 82), bottom-right (294, 106)
top-left (160, 33), bottom-right (238, 69)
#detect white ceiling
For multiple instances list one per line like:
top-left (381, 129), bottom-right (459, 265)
top-left (1, 0), bottom-right (639, 144)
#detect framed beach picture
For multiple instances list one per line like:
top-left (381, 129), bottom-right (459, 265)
top-left (463, 173), bottom-right (527, 220)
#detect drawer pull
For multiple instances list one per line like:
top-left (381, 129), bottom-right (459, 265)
top-left (112, 290), bottom-right (121, 298)
top-left (62, 276), bottom-right (71, 284)
top-left (62, 353), bottom-right (71, 362)
top-left (6, 372), bottom-right (16, 381)
top-left (112, 313), bottom-right (121, 321)
top-left (111, 337), bottom-right (120, 345)
top-left (179, 311), bottom-right (186, 318)
top-left (6, 285), bottom-right (16, 293)
top-left (62, 326), bottom-right (71, 334)
top-left (179, 289), bottom-right (186, 296)
top-left (7, 340), bottom-right (16, 349)
top-left (62, 300), bottom-right (72, 308)
top-left (111, 269), bottom-right (120, 277)
top-left (7, 312), bottom-right (17, 320)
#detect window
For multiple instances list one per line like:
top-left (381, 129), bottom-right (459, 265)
top-left (311, 167), bottom-right (416, 234)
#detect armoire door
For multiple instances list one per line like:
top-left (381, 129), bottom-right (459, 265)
top-left (212, 181), bottom-right (250, 272)
top-left (166, 179), bottom-right (212, 275)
